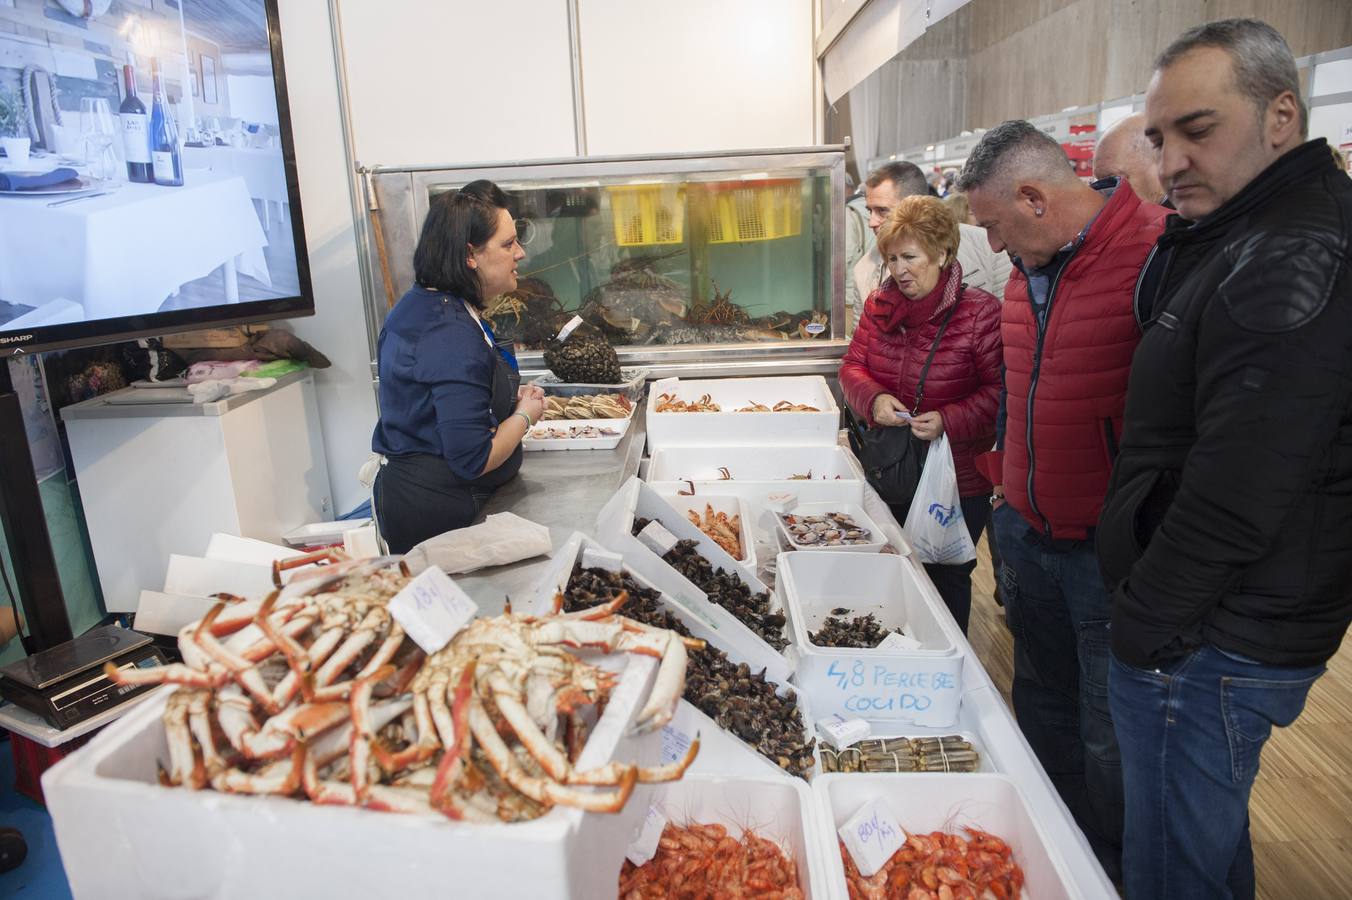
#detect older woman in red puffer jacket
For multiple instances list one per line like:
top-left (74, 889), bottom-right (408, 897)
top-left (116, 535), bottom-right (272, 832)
top-left (840, 196), bottom-right (1003, 632)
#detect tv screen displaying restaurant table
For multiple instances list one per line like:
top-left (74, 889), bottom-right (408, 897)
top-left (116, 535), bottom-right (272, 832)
top-left (0, 0), bottom-right (312, 358)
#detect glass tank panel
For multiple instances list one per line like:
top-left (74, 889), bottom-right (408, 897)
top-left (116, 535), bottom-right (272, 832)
top-left (422, 164), bottom-right (838, 350)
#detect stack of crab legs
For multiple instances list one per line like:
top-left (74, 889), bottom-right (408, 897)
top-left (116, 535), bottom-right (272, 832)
top-left (107, 550), bottom-right (703, 823)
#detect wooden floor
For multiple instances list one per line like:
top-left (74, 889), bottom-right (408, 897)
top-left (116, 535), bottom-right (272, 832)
top-left (966, 533), bottom-right (1352, 899)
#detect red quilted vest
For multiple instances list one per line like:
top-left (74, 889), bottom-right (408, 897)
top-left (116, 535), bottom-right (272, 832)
top-left (1002, 187), bottom-right (1168, 539)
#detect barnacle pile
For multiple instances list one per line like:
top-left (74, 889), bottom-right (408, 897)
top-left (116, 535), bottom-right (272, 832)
top-left (562, 564), bottom-right (815, 778)
top-left (633, 517), bottom-right (787, 652)
top-left (809, 609), bottom-right (899, 649)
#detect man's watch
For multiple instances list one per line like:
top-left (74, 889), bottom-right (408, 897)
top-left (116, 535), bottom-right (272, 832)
top-left (989, 491), bottom-right (1005, 507)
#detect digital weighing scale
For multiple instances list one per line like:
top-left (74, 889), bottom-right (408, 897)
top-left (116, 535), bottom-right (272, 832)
top-left (0, 625), bottom-right (166, 730)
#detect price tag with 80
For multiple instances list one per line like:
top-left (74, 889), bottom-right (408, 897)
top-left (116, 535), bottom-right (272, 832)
top-left (839, 796), bottom-right (908, 877)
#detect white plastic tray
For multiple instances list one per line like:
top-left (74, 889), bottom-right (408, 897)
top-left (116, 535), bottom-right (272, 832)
top-left (623, 776), bottom-right (830, 899)
top-left (779, 551), bottom-right (965, 727)
top-left (533, 367), bottom-right (649, 401)
top-left (814, 773), bottom-right (1080, 899)
top-left (776, 501), bottom-right (886, 554)
top-left (42, 623), bottom-right (663, 899)
top-left (595, 480), bottom-right (793, 681)
top-left (646, 376), bottom-right (840, 450)
top-left (647, 445), bottom-right (865, 506)
top-left (523, 414), bottom-right (632, 451)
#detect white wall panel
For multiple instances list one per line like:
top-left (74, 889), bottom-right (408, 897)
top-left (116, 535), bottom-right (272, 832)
top-left (335, 0), bottom-right (577, 165)
top-left (274, 0), bottom-right (376, 516)
top-left (579, 0), bottom-right (815, 154)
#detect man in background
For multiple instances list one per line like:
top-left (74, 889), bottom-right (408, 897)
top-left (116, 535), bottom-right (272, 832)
top-left (959, 119), bottom-right (1168, 881)
top-left (1099, 19), bottom-right (1352, 898)
top-left (1093, 112), bottom-right (1167, 205)
top-left (850, 161), bottom-right (1011, 332)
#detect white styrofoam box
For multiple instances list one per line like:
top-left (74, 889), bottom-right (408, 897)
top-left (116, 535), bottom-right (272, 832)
top-left (162, 554), bottom-right (276, 601)
top-left (508, 531), bottom-right (817, 782)
top-left (776, 501), bottom-right (887, 554)
top-left (779, 552), bottom-right (965, 727)
top-left (814, 774), bottom-right (1080, 900)
top-left (132, 591), bottom-right (217, 637)
top-left (647, 445), bottom-right (865, 506)
top-left (653, 491), bottom-right (757, 570)
top-left (631, 776), bottom-right (830, 899)
top-left (595, 480), bottom-right (793, 680)
top-left (43, 645), bottom-right (663, 900)
top-left (646, 376), bottom-right (840, 450)
top-left (205, 533), bottom-right (306, 565)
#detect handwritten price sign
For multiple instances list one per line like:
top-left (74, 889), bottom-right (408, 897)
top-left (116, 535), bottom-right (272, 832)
top-left (388, 566), bottom-right (478, 653)
top-left (839, 797), bottom-right (908, 877)
top-left (824, 659), bottom-right (958, 716)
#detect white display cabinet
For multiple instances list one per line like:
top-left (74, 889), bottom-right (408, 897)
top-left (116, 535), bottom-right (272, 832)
top-left (61, 372), bottom-right (333, 612)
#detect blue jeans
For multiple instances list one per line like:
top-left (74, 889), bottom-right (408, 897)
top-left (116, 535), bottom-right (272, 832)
top-left (1110, 644), bottom-right (1324, 900)
top-left (990, 502), bottom-right (1123, 879)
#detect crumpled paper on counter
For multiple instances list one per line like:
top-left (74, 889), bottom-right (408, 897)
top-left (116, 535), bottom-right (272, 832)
top-left (402, 512), bottom-right (552, 575)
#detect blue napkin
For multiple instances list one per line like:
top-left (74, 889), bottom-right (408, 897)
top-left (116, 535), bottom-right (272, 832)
top-left (0, 167), bottom-right (80, 192)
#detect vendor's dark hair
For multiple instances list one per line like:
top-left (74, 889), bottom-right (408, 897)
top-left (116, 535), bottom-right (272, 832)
top-left (413, 179), bottom-right (513, 307)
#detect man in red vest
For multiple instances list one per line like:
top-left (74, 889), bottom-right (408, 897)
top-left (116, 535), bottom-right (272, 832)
top-left (958, 120), bottom-right (1167, 881)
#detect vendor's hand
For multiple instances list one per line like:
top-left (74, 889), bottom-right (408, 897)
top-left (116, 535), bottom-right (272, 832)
top-left (871, 394), bottom-right (911, 427)
top-left (517, 391), bottom-right (546, 425)
top-left (910, 410), bottom-right (945, 441)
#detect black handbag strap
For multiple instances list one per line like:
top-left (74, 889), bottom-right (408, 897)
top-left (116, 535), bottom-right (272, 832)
top-left (912, 298), bottom-right (962, 413)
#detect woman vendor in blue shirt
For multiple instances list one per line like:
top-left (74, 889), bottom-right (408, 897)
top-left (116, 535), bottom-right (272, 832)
top-left (371, 180), bottom-right (545, 553)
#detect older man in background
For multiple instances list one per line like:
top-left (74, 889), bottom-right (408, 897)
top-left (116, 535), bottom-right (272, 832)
top-left (1098, 19), bottom-right (1352, 899)
top-left (849, 161), bottom-right (1011, 332)
top-left (1093, 112), bottom-right (1166, 205)
top-left (959, 119), bottom-right (1167, 881)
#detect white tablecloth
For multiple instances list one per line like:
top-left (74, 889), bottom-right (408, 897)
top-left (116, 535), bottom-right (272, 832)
top-left (182, 146), bottom-right (288, 205)
top-left (0, 170), bottom-right (269, 321)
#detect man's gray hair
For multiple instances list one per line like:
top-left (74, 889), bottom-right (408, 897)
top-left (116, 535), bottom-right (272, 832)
top-left (866, 161), bottom-right (930, 197)
top-left (955, 120), bottom-right (1074, 193)
top-left (1156, 18), bottom-right (1306, 138)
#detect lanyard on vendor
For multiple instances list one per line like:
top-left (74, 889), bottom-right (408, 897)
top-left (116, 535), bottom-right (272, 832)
top-left (463, 300), bottom-right (519, 373)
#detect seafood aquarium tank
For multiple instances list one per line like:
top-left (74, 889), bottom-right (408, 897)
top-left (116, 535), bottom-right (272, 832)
top-left (358, 148), bottom-right (846, 381)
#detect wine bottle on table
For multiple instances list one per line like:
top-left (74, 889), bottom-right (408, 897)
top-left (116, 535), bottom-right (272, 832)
top-left (149, 58), bottom-right (183, 187)
top-left (119, 57), bottom-right (152, 183)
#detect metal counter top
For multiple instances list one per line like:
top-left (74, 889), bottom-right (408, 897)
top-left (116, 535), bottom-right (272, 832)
top-left (454, 406), bottom-right (647, 614)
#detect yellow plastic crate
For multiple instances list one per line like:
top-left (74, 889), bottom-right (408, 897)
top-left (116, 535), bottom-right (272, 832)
top-left (606, 185), bottom-right (685, 247)
top-left (706, 179), bottom-right (803, 244)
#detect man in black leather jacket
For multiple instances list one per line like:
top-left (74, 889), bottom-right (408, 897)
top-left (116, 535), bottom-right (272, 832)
top-left (1096, 19), bottom-right (1352, 900)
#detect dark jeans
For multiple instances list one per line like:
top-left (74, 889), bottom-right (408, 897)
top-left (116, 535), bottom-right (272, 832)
top-left (1110, 645), bottom-right (1324, 900)
top-left (989, 502), bottom-right (1123, 880)
top-left (893, 495), bottom-right (989, 634)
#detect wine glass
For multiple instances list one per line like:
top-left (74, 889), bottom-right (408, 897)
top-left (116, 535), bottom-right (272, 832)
top-left (80, 97), bottom-right (121, 184)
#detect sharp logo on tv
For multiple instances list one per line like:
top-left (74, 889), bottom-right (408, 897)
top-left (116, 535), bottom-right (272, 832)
top-left (0, 0), bottom-right (312, 355)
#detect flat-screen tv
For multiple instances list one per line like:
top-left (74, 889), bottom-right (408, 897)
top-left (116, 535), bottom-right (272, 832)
top-left (0, 0), bottom-right (311, 358)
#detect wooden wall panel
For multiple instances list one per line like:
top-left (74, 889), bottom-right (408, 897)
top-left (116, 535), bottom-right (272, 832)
top-left (866, 0), bottom-right (1352, 150)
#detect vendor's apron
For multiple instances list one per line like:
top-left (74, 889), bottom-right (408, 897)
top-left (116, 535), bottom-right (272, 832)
top-left (373, 305), bottom-right (523, 554)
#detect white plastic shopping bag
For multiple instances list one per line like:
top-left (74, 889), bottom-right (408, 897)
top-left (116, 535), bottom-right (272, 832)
top-left (903, 434), bottom-right (977, 565)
